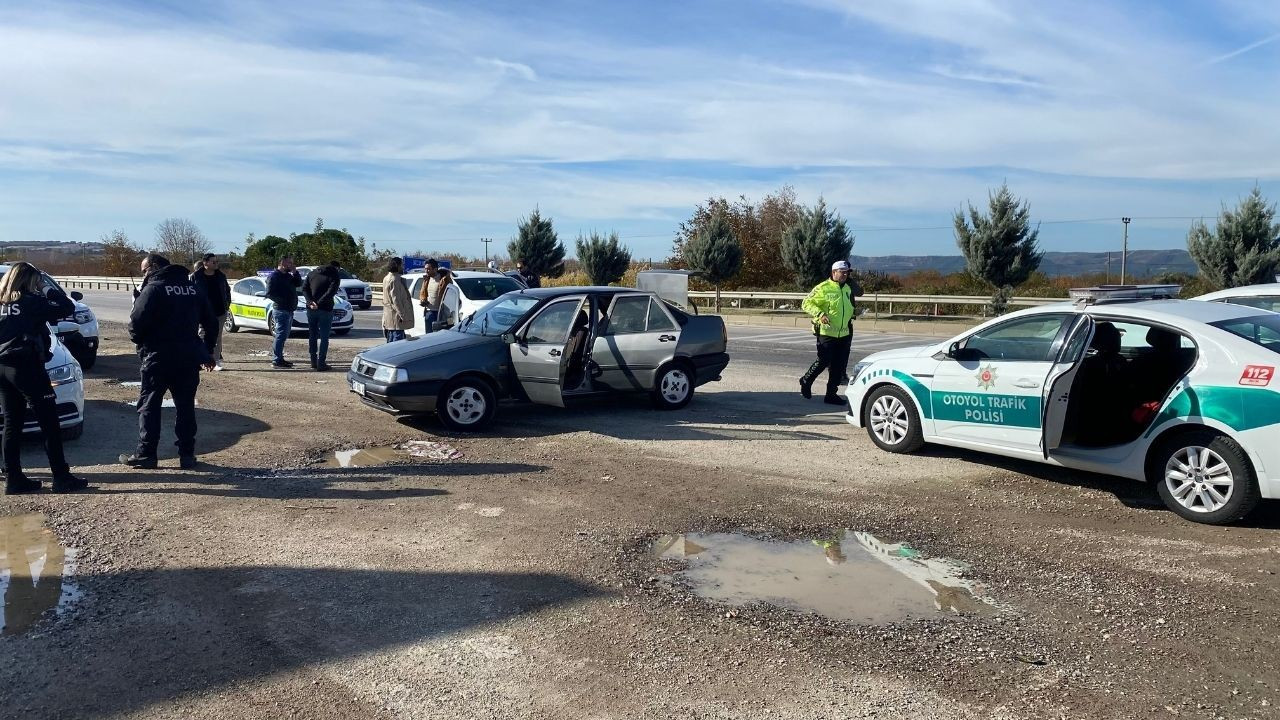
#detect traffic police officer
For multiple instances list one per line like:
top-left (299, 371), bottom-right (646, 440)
top-left (121, 253), bottom-right (217, 470)
top-left (799, 260), bottom-right (860, 405)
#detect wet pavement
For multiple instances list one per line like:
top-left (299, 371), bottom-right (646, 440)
top-left (654, 530), bottom-right (996, 624)
top-left (323, 441), bottom-right (463, 468)
top-left (1, 513), bottom-right (80, 636)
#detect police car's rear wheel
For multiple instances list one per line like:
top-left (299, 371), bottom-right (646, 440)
top-left (1152, 430), bottom-right (1258, 525)
top-left (865, 386), bottom-right (924, 453)
top-left (224, 314), bottom-right (239, 333)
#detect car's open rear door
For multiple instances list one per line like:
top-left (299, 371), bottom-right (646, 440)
top-left (1042, 315), bottom-right (1094, 458)
top-left (510, 295), bottom-right (587, 407)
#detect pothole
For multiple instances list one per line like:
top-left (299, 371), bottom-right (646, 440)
top-left (1, 513), bottom-right (81, 636)
top-left (653, 530), bottom-right (998, 624)
top-left (323, 440), bottom-right (463, 468)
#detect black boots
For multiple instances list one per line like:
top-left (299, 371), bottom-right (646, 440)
top-left (120, 454), bottom-right (158, 469)
top-left (4, 472), bottom-right (40, 495)
top-left (179, 454), bottom-right (198, 469)
top-left (52, 472), bottom-right (88, 493)
top-left (799, 377), bottom-right (813, 399)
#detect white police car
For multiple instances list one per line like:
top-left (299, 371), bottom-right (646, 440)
top-left (1193, 282), bottom-right (1280, 313)
top-left (0, 322), bottom-right (85, 440)
top-left (845, 286), bottom-right (1280, 524)
top-left (297, 266), bottom-right (372, 310)
top-left (0, 265), bottom-right (99, 370)
top-left (224, 276), bottom-right (354, 336)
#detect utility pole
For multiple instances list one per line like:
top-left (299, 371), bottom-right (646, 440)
top-left (1120, 217), bottom-right (1131, 285)
top-left (1105, 252), bottom-right (1110, 284)
top-left (480, 237), bottom-right (492, 264)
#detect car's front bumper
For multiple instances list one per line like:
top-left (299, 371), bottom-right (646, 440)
top-left (346, 371), bottom-right (445, 414)
top-left (0, 382), bottom-right (84, 433)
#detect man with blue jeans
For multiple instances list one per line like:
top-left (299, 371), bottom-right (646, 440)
top-left (303, 260), bottom-right (341, 371)
top-left (265, 255), bottom-right (302, 369)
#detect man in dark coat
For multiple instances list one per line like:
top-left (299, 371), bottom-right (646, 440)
top-left (189, 253), bottom-right (231, 370)
top-left (302, 260), bottom-right (342, 371)
top-left (265, 255), bottom-right (302, 368)
top-left (121, 254), bottom-right (217, 469)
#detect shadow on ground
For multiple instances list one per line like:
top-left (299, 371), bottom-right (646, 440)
top-left (2, 566), bottom-right (607, 718)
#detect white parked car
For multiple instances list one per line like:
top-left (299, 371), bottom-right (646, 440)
top-left (1194, 282), bottom-right (1280, 313)
top-left (224, 276), bottom-right (354, 336)
top-left (0, 323), bottom-right (85, 440)
top-left (399, 270), bottom-right (523, 337)
top-left (845, 285), bottom-right (1280, 525)
top-left (297, 266), bottom-right (372, 310)
top-left (0, 264), bottom-right (100, 370)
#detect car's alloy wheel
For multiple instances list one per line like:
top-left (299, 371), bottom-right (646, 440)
top-left (1151, 430), bottom-right (1258, 524)
top-left (445, 386), bottom-right (487, 426)
top-left (652, 363), bottom-right (694, 410)
top-left (224, 314), bottom-right (238, 333)
top-left (436, 377), bottom-right (497, 431)
top-left (869, 394), bottom-right (909, 446)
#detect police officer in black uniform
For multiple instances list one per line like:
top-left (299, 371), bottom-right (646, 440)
top-left (120, 254), bottom-right (217, 470)
top-left (0, 262), bottom-right (86, 494)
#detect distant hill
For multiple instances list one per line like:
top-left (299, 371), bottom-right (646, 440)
top-left (852, 249), bottom-right (1197, 278)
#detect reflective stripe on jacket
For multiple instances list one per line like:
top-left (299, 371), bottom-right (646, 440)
top-left (801, 279), bottom-right (855, 338)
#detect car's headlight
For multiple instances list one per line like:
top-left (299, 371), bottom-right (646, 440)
top-left (850, 361), bottom-right (872, 385)
top-left (372, 365), bottom-right (408, 384)
top-left (73, 310), bottom-right (93, 324)
top-left (47, 363), bottom-right (80, 386)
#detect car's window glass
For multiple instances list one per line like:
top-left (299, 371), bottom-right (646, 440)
top-left (964, 314), bottom-right (1070, 361)
top-left (646, 298), bottom-right (676, 332)
top-left (233, 279), bottom-right (262, 294)
top-left (1106, 321), bottom-right (1195, 354)
top-left (1058, 319), bottom-right (1091, 362)
top-left (336, 269), bottom-right (354, 280)
top-left (1218, 296), bottom-right (1280, 313)
top-left (403, 276), bottom-right (423, 298)
top-left (38, 273), bottom-right (60, 293)
top-left (1211, 315), bottom-right (1280, 355)
top-left (458, 277), bottom-right (521, 301)
top-left (460, 294), bottom-right (540, 336)
top-left (608, 296), bottom-right (650, 334)
top-left (525, 300), bottom-right (582, 344)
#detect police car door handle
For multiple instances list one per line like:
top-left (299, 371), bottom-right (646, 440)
top-left (1013, 378), bottom-right (1041, 389)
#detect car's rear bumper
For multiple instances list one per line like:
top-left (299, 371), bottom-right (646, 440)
top-left (346, 372), bottom-right (444, 414)
top-left (691, 353), bottom-right (730, 385)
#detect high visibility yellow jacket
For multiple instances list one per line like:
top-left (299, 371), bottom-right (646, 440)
top-left (801, 279), bottom-right (855, 338)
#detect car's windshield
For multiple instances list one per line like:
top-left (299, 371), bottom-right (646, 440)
top-left (1210, 314), bottom-right (1280, 355)
top-left (458, 276), bottom-right (522, 301)
top-left (1217, 295), bottom-right (1280, 313)
top-left (460, 295), bottom-right (539, 336)
top-left (336, 269), bottom-right (355, 280)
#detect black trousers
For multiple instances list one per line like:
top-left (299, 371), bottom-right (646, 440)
top-left (137, 361), bottom-right (200, 458)
top-left (0, 361), bottom-right (69, 476)
top-left (802, 334), bottom-right (853, 399)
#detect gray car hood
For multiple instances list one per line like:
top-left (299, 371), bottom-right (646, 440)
top-left (358, 330), bottom-right (497, 365)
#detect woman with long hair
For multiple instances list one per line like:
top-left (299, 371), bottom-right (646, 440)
top-left (0, 262), bottom-right (84, 494)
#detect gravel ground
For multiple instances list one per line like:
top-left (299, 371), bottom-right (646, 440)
top-left (2, 320), bottom-right (1280, 719)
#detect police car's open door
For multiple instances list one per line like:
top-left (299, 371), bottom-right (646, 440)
top-left (1041, 315), bottom-right (1094, 459)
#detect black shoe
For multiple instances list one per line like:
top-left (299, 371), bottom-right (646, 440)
top-left (52, 473), bottom-right (88, 493)
top-left (823, 395), bottom-right (846, 406)
top-left (179, 454), bottom-right (198, 469)
top-left (310, 359), bottom-right (318, 369)
top-left (272, 360), bottom-right (294, 369)
top-left (799, 378), bottom-right (813, 399)
top-left (120, 454), bottom-right (158, 469)
top-left (4, 474), bottom-right (41, 495)
top-left (316, 363), bottom-right (331, 372)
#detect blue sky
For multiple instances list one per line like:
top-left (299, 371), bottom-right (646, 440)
top-left (1, 0), bottom-right (1278, 260)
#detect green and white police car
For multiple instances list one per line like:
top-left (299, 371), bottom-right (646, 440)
top-left (845, 286), bottom-right (1280, 524)
top-left (224, 276), bottom-right (355, 336)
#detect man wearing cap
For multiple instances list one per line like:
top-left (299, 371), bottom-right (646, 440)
top-left (799, 260), bottom-right (859, 405)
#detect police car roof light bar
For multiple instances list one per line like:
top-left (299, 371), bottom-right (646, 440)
top-left (1068, 284), bottom-right (1182, 306)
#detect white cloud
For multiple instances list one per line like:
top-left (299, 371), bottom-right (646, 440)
top-left (478, 58), bottom-right (538, 82)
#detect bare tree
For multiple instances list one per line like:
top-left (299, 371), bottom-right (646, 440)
top-left (154, 218), bottom-right (212, 267)
top-left (100, 230), bottom-right (144, 276)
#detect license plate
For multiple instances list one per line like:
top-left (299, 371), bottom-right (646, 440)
top-left (351, 381), bottom-right (366, 396)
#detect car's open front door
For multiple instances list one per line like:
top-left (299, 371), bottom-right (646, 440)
top-left (509, 295), bottom-right (587, 407)
top-left (1042, 315), bottom-right (1094, 458)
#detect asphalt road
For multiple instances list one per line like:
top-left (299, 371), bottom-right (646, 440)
top-left (77, 290), bottom-right (943, 366)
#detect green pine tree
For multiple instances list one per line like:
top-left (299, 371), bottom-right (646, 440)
top-left (683, 209), bottom-right (742, 312)
top-left (508, 209), bottom-right (566, 279)
top-left (1187, 187), bottom-right (1280, 289)
top-left (954, 184), bottom-right (1044, 314)
top-left (780, 198), bottom-right (855, 290)
top-left (575, 231), bottom-right (632, 286)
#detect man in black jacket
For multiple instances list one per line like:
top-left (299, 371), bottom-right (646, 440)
top-left (265, 255), bottom-right (302, 369)
top-left (121, 254), bottom-right (217, 470)
top-left (302, 260), bottom-right (342, 371)
top-left (190, 253), bottom-right (231, 371)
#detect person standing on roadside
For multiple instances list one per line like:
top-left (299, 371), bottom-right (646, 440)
top-left (0, 262), bottom-right (86, 494)
top-left (799, 260), bottom-right (859, 405)
top-left (432, 268), bottom-right (461, 331)
top-left (417, 259), bottom-right (442, 333)
top-left (303, 260), bottom-right (342, 371)
top-left (381, 257), bottom-right (414, 342)
top-left (121, 254), bottom-right (217, 470)
top-left (265, 255), bottom-right (302, 369)
top-left (190, 253), bottom-right (231, 371)
top-left (515, 260), bottom-right (540, 289)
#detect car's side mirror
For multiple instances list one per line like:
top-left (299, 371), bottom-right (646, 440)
top-left (500, 332), bottom-right (518, 345)
top-left (253, 291), bottom-right (267, 298)
top-left (947, 341), bottom-right (982, 362)
top-left (70, 291), bottom-right (84, 301)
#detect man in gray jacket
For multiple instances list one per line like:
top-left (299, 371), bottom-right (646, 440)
top-left (381, 257), bottom-right (414, 342)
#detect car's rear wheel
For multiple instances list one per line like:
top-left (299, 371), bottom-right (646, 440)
top-left (651, 361), bottom-right (694, 410)
top-left (266, 312), bottom-right (276, 335)
top-left (436, 377), bottom-right (496, 431)
top-left (225, 314), bottom-right (239, 333)
top-left (1151, 430), bottom-right (1258, 524)
top-left (864, 385), bottom-right (925, 453)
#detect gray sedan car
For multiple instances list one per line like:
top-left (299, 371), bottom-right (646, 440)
top-left (347, 287), bottom-right (730, 430)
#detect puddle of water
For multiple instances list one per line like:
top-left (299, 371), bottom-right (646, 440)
top-left (323, 441), bottom-right (462, 468)
top-left (1, 513), bottom-right (81, 636)
top-left (120, 381), bottom-right (141, 388)
top-left (653, 530), bottom-right (996, 624)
